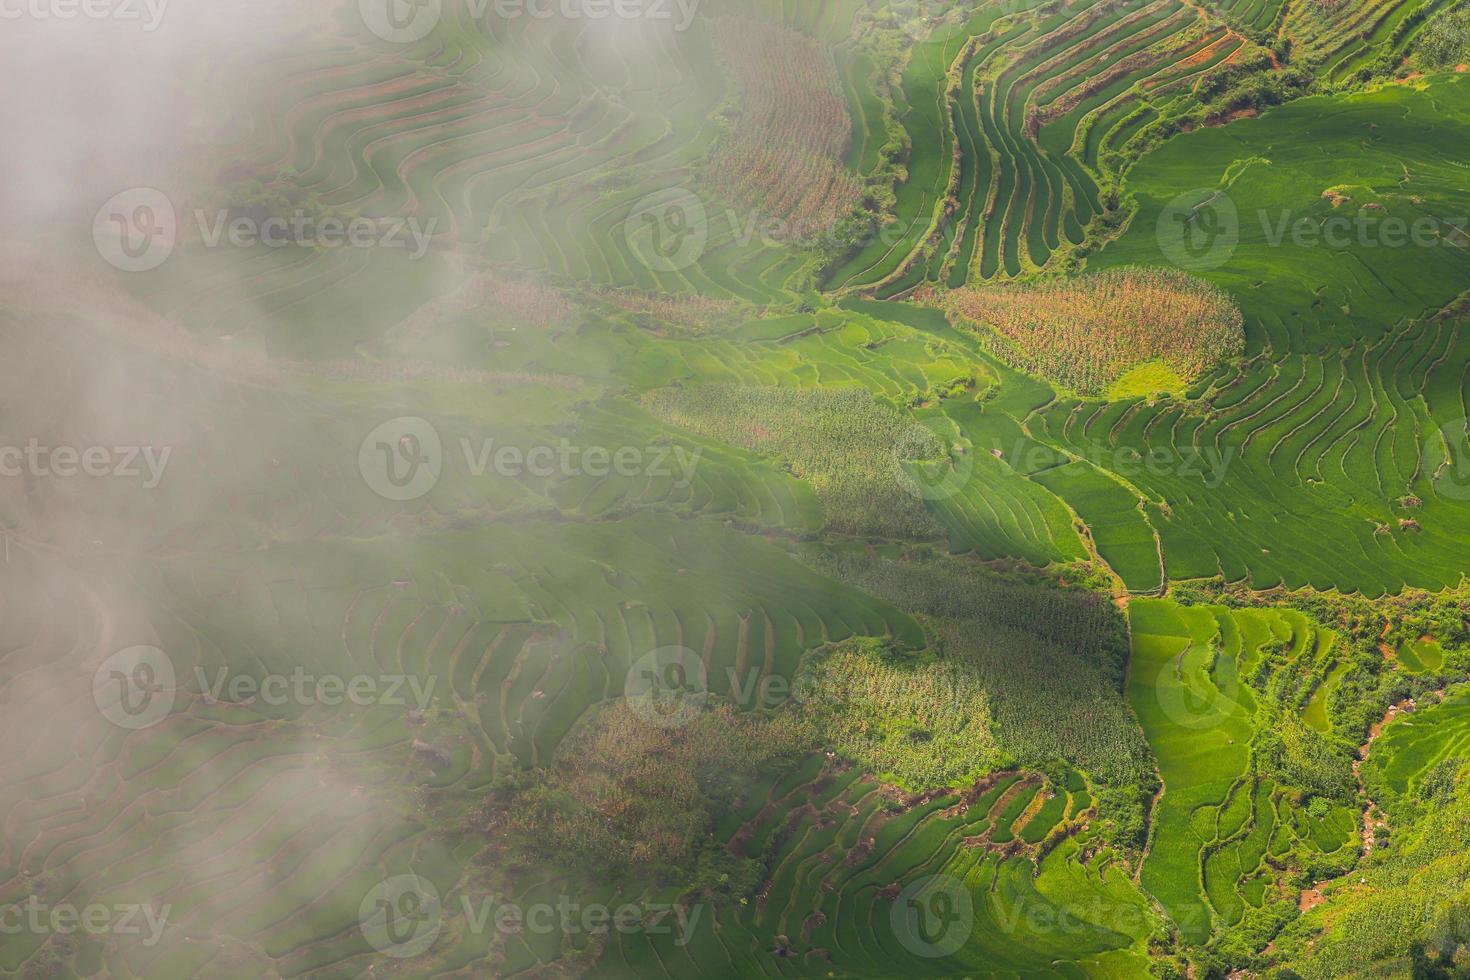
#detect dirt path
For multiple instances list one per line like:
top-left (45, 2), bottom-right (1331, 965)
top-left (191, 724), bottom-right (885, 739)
top-left (1352, 692), bottom-right (1437, 855)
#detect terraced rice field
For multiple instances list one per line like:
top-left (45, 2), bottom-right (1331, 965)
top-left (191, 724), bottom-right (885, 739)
top-left (604, 765), bottom-right (1158, 977)
top-left (826, 0), bottom-right (1249, 294)
top-left (1128, 599), bottom-right (1358, 943)
top-left (11, 0), bottom-right (1470, 975)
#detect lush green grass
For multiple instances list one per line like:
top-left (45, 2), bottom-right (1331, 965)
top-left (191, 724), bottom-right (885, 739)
top-left (1128, 599), bottom-right (1359, 945)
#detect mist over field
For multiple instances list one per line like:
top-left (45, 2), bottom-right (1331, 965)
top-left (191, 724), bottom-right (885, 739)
top-left (3, 0), bottom-right (1470, 977)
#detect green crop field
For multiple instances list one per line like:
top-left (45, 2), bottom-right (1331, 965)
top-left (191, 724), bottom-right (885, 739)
top-left (7, 0), bottom-right (1470, 976)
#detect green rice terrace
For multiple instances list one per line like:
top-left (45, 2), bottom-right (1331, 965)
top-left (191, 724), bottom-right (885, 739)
top-left (6, 0), bottom-right (1470, 976)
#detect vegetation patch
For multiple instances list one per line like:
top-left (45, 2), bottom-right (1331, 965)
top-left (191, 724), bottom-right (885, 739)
top-left (707, 18), bottom-right (865, 239)
top-left (1106, 359), bottom-right (1187, 400)
top-left (642, 383), bottom-right (951, 539)
top-left (797, 637), bottom-right (1004, 791)
top-left (499, 700), bottom-right (810, 883)
top-left (940, 268), bottom-right (1244, 396)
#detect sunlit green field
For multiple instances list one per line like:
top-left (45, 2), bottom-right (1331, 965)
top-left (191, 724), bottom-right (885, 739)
top-left (6, 0), bottom-right (1470, 976)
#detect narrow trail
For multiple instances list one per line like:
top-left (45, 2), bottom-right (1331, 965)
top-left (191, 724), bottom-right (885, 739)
top-left (1352, 692), bottom-right (1435, 857)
